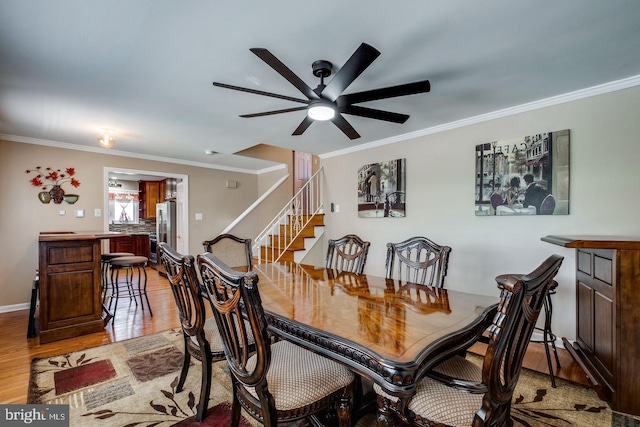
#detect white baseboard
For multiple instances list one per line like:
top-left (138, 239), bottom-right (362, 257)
top-left (0, 303), bottom-right (30, 313)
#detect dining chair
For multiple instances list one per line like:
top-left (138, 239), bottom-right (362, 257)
top-left (539, 193), bottom-right (556, 215)
top-left (385, 236), bottom-right (452, 288)
top-left (197, 252), bottom-right (355, 427)
top-left (490, 192), bottom-right (504, 210)
top-left (158, 242), bottom-right (228, 422)
top-left (326, 234), bottom-right (371, 274)
top-left (375, 254), bottom-right (564, 427)
top-left (203, 233), bottom-right (253, 270)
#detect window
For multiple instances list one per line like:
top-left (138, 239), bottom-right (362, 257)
top-left (108, 189), bottom-right (139, 224)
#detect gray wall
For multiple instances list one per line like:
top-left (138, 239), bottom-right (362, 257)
top-left (320, 85), bottom-right (640, 343)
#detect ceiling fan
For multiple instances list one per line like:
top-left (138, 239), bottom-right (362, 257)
top-left (212, 43), bottom-right (430, 140)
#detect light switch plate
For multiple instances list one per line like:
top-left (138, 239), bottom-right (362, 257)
top-left (195, 213), bottom-right (203, 220)
top-left (94, 208), bottom-right (102, 217)
top-left (75, 209), bottom-right (85, 218)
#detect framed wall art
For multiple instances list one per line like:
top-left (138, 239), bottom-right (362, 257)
top-left (358, 158), bottom-right (406, 218)
top-left (475, 129), bottom-right (569, 216)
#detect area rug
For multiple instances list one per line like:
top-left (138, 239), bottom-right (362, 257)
top-left (28, 330), bottom-right (613, 426)
top-left (28, 329), bottom-right (261, 426)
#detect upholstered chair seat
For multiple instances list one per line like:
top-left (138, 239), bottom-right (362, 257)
top-left (245, 340), bottom-right (354, 411)
top-left (374, 356), bottom-right (482, 426)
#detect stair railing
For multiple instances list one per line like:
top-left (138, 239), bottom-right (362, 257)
top-left (253, 167), bottom-right (324, 264)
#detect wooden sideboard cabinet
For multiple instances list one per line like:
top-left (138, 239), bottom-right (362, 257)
top-left (542, 235), bottom-right (640, 416)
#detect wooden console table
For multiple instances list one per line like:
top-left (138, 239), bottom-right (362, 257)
top-left (541, 235), bottom-right (640, 416)
top-left (38, 231), bottom-right (127, 343)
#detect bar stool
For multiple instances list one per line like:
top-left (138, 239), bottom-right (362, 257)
top-left (100, 252), bottom-right (135, 308)
top-left (108, 256), bottom-right (153, 319)
top-left (531, 279), bottom-right (561, 387)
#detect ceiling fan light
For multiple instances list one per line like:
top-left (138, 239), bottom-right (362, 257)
top-left (308, 102), bottom-right (335, 121)
top-left (98, 129), bottom-right (115, 148)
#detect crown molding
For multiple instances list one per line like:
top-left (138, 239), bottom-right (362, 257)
top-left (0, 133), bottom-right (285, 175)
top-left (320, 74), bottom-right (640, 159)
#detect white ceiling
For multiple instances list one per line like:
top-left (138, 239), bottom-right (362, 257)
top-left (1, 1), bottom-right (640, 172)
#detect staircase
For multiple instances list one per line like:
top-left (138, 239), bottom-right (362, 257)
top-left (259, 214), bottom-right (325, 262)
top-left (253, 168), bottom-right (324, 264)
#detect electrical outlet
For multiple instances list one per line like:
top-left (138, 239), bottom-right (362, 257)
top-left (59, 210), bottom-right (65, 216)
top-left (335, 204), bottom-right (340, 212)
top-left (195, 213), bottom-right (203, 220)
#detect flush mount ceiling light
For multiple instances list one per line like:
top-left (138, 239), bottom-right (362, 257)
top-left (98, 129), bottom-right (115, 148)
top-left (307, 100), bottom-right (336, 121)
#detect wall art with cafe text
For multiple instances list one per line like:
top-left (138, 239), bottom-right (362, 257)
top-left (358, 158), bottom-right (406, 218)
top-left (475, 129), bottom-right (569, 216)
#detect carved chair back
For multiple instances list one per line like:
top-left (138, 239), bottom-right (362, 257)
top-left (490, 192), bottom-right (504, 209)
top-left (203, 233), bottom-right (252, 270)
top-left (159, 242), bottom-right (224, 421)
top-left (158, 242), bottom-right (207, 350)
top-left (197, 252), bottom-right (274, 418)
top-left (539, 193), bottom-right (556, 215)
top-left (326, 234), bottom-right (371, 274)
top-left (476, 254), bottom-right (564, 425)
top-left (198, 252), bottom-right (354, 426)
top-left (385, 236), bottom-right (452, 288)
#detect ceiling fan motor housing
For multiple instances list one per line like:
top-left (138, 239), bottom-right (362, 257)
top-left (312, 60), bottom-right (332, 78)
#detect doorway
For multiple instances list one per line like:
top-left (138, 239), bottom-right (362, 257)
top-left (294, 151), bottom-right (312, 214)
top-left (103, 167), bottom-right (189, 254)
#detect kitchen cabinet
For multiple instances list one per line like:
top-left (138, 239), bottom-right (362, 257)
top-left (109, 234), bottom-right (150, 258)
top-left (163, 178), bottom-right (177, 200)
top-left (542, 235), bottom-right (640, 416)
top-left (138, 181), bottom-right (160, 219)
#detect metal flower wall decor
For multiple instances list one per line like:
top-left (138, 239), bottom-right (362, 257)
top-left (26, 166), bottom-right (81, 204)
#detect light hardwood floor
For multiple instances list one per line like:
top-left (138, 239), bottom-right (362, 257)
top-left (0, 267), bottom-right (590, 404)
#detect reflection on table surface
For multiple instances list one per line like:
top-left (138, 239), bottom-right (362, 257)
top-left (252, 262), bottom-right (498, 364)
top-left (496, 204), bottom-right (537, 215)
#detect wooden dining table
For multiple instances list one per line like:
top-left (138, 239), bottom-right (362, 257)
top-left (252, 261), bottom-right (500, 401)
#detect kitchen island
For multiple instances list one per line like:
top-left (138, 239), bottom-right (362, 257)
top-left (38, 231), bottom-right (128, 343)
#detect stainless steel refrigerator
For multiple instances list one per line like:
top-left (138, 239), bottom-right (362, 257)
top-left (156, 201), bottom-right (176, 275)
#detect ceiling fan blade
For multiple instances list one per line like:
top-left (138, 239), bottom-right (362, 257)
top-left (340, 105), bottom-right (409, 124)
top-left (337, 80), bottom-right (430, 105)
top-left (213, 82), bottom-right (309, 104)
top-left (331, 114), bottom-right (361, 140)
top-left (250, 48), bottom-right (320, 100)
top-left (240, 106), bottom-right (308, 118)
top-left (322, 43), bottom-right (381, 102)
top-left (292, 116), bottom-right (314, 136)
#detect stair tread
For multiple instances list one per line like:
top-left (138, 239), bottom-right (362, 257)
top-left (259, 213), bottom-right (325, 263)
